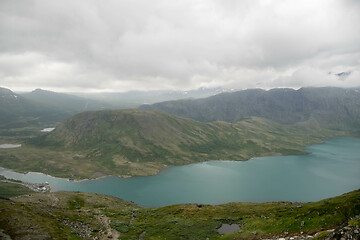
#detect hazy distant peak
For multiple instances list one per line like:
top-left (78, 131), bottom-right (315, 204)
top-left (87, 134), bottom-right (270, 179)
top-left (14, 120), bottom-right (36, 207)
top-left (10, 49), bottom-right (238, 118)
top-left (335, 71), bottom-right (351, 77)
top-left (31, 88), bottom-right (56, 94)
top-left (0, 87), bottom-right (20, 100)
top-left (326, 71), bottom-right (352, 81)
top-left (0, 86), bottom-right (14, 93)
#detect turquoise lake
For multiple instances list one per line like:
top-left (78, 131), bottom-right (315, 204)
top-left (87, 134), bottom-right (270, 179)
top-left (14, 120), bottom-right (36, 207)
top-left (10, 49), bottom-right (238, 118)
top-left (0, 138), bottom-right (359, 207)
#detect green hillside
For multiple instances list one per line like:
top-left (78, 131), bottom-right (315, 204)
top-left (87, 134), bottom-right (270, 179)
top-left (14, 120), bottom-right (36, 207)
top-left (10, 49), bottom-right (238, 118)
top-left (0, 109), bottom-right (347, 179)
top-left (0, 186), bottom-right (359, 240)
top-left (0, 181), bottom-right (35, 198)
top-left (141, 87), bottom-right (360, 133)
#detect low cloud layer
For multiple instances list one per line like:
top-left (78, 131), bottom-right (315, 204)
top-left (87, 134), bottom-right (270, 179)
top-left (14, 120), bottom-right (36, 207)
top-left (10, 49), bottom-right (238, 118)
top-left (0, 0), bottom-right (359, 92)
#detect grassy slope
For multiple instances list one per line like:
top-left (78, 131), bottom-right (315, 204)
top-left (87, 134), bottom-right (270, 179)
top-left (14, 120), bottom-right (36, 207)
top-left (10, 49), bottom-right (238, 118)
top-left (0, 181), bottom-right (34, 198)
top-left (0, 109), bottom-right (348, 179)
top-left (0, 189), bottom-right (359, 239)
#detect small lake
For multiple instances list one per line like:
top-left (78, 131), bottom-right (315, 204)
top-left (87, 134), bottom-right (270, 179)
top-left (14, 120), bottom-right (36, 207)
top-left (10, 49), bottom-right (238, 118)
top-left (0, 144), bottom-right (21, 148)
top-left (0, 138), bottom-right (359, 207)
top-left (40, 128), bottom-right (55, 132)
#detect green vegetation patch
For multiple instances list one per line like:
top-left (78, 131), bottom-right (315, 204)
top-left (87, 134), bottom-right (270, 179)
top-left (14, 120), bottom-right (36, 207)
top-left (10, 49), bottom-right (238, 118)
top-left (67, 195), bottom-right (85, 210)
top-left (0, 181), bottom-right (34, 198)
top-left (110, 220), bottom-right (133, 233)
top-left (348, 218), bottom-right (360, 227)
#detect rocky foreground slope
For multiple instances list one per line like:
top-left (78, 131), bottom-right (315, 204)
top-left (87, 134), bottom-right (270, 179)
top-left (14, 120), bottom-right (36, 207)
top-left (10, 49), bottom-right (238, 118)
top-left (0, 187), bottom-right (359, 240)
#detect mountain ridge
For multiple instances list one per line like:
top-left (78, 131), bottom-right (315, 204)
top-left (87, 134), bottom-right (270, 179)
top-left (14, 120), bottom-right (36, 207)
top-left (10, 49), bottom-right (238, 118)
top-left (0, 87), bottom-right (111, 128)
top-left (0, 87), bottom-right (54, 128)
top-left (140, 87), bottom-right (360, 132)
top-left (21, 88), bottom-right (111, 113)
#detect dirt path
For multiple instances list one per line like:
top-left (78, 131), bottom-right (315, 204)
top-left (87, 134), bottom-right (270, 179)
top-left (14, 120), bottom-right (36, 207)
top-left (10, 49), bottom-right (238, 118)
top-left (96, 215), bottom-right (120, 240)
top-left (48, 193), bottom-right (59, 207)
top-left (139, 230), bottom-right (146, 240)
top-left (130, 210), bottom-right (135, 225)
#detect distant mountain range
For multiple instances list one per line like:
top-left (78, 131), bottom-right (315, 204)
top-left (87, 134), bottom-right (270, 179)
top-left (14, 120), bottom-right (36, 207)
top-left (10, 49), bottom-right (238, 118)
top-left (0, 87), bottom-right (110, 128)
top-left (0, 87), bottom-right (52, 128)
top-left (141, 87), bottom-right (360, 132)
top-left (22, 88), bottom-right (110, 113)
top-left (74, 87), bottom-right (235, 108)
top-left (2, 86), bottom-right (360, 133)
top-left (0, 86), bottom-right (237, 128)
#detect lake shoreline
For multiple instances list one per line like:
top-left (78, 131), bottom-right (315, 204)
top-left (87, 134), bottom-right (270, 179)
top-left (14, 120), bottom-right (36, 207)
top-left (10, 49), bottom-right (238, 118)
top-left (0, 137), bottom-right (356, 181)
top-left (0, 137), bottom-right (359, 207)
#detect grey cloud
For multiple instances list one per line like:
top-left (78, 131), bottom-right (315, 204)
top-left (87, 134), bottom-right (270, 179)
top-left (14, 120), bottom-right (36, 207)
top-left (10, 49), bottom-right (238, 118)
top-left (0, 0), bottom-right (359, 92)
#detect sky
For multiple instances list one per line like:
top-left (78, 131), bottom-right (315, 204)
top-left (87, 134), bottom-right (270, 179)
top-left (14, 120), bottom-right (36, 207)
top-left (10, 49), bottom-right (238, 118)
top-left (0, 0), bottom-right (359, 93)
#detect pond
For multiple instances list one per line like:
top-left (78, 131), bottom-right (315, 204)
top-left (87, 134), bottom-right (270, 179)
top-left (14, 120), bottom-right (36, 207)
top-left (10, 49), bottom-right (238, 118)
top-left (0, 144), bottom-right (21, 148)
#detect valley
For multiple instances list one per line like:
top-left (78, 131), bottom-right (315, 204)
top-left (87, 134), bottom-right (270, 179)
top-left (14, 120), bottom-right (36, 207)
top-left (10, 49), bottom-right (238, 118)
top-left (1, 86), bottom-right (359, 239)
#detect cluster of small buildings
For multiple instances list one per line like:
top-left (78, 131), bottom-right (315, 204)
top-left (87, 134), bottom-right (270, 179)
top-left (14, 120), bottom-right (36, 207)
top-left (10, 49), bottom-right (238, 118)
top-left (26, 182), bottom-right (50, 192)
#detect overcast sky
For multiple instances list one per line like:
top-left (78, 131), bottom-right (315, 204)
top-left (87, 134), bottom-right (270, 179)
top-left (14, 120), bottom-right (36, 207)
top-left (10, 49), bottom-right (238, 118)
top-left (0, 0), bottom-right (359, 92)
